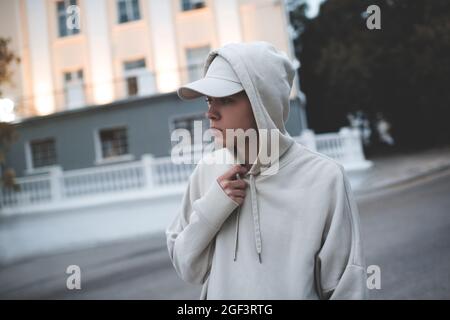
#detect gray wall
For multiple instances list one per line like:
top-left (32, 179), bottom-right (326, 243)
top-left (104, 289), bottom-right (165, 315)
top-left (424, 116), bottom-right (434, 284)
top-left (6, 92), bottom-right (304, 177)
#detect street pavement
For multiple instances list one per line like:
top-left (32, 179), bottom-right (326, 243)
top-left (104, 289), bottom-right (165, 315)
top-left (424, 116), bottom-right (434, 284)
top-left (1, 166), bottom-right (449, 299)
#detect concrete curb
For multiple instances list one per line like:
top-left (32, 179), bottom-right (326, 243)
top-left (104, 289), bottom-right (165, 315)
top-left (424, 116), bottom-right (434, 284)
top-left (354, 162), bottom-right (450, 196)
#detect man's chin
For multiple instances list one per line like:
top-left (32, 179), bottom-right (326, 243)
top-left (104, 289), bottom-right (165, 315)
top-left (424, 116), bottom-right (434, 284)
top-left (212, 137), bottom-right (226, 149)
top-left (213, 139), bottom-right (238, 160)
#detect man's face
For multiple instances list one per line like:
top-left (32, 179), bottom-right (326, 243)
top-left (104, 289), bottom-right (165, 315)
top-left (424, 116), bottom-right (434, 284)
top-left (205, 91), bottom-right (258, 148)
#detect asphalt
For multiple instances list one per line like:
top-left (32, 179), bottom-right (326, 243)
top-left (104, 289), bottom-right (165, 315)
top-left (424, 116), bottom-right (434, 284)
top-left (1, 166), bottom-right (449, 299)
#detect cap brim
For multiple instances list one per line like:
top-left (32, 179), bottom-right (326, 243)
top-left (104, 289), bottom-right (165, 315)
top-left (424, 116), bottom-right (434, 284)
top-left (177, 77), bottom-right (244, 100)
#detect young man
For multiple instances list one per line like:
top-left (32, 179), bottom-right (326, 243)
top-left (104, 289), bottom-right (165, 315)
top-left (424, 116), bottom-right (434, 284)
top-left (166, 42), bottom-right (368, 299)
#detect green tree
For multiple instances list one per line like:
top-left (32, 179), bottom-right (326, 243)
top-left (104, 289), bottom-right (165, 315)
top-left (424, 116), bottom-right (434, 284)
top-left (294, 0), bottom-right (450, 152)
top-left (0, 37), bottom-right (20, 190)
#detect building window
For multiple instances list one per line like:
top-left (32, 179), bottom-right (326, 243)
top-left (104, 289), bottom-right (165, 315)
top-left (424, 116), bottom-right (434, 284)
top-left (171, 113), bottom-right (209, 142)
top-left (124, 59), bottom-right (146, 71)
top-left (99, 127), bottom-right (129, 159)
top-left (117, 0), bottom-right (141, 24)
top-left (124, 59), bottom-right (145, 97)
top-left (63, 69), bottom-right (85, 109)
top-left (123, 58), bottom-right (155, 97)
top-left (57, 0), bottom-right (80, 37)
top-left (181, 0), bottom-right (206, 11)
top-left (186, 45), bottom-right (210, 82)
top-left (30, 138), bottom-right (57, 169)
top-left (126, 77), bottom-right (138, 96)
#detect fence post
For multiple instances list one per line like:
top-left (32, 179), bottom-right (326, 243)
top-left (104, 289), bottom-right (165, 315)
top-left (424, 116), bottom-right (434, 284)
top-left (339, 127), bottom-right (372, 170)
top-left (50, 166), bottom-right (64, 203)
top-left (339, 127), bottom-right (355, 164)
top-left (141, 154), bottom-right (155, 189)
top-left (350, 127), bottom-right (367, 163)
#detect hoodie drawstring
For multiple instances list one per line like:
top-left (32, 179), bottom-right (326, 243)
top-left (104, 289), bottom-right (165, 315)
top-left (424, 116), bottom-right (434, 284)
top-left (233, 173), bottom-right (262, 264)
top-left (233, 205), bottom-right (240, 261)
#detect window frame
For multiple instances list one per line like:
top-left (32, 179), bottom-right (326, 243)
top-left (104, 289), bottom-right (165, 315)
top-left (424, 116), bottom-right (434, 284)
top-left (169, 111), bottom-right (210, 148)
top-left (56, 0), bottom-right (80, 38)
top-left (181, 0), bottom-right (206, 12)
top-left (93, 126), bottom-right (134, 165)
top-left (123, 58), bottom-right (148, 97)
top-left (117, 0), bottom-right (141, 24)
top-left (25, 137), bottom-right (59, 174)
top-left (63, 68), bottom-right (85, 109)
top-left (185, 45), bottom-right (211, 82)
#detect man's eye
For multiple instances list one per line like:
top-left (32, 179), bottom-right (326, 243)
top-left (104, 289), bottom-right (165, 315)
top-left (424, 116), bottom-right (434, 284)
top-left (205, 97), bottom-right (232, 105)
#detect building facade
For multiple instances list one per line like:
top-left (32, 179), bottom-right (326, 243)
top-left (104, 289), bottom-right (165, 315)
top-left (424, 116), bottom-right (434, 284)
top-left (0, 0), bottom-right (307, 178)
top-left (6, 92), bottom-right (304, 177)
top-left (1, 0), bottom-right (304, 118)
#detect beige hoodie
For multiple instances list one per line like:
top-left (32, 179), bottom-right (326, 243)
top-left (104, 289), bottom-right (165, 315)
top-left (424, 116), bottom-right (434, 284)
top-left (166, 42), bottom-right (368, 299)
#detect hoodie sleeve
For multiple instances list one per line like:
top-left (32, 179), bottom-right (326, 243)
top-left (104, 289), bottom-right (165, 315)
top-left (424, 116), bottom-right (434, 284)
top-left (315, 165), bottom-right (369, 300)
top-left (165, 163), bottom-right (239, 285)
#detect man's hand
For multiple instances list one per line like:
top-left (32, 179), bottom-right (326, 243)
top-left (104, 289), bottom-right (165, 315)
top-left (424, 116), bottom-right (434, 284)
top-left (217, 165), bottom-right (248, 205)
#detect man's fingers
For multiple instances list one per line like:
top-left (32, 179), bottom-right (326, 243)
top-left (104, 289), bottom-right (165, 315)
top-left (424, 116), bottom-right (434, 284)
top-left (230, 195), bottom-right (245, 205)
top-left (222, 179), bottom-right (247, 190)
top-left (232, 179), bottom-right (248, 189)
top-left (226, 189), bottom-right (246, 198)
top-left (217, 165), bottom-right (249, 205)
top-left (220, 165), bottom-right (248, 181)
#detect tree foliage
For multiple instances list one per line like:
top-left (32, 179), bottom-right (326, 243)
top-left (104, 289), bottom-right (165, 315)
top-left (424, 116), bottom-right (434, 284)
top-left (0, 37), bottom-right (20, 189)
top-left (294, 0), bottom-right (450, 150)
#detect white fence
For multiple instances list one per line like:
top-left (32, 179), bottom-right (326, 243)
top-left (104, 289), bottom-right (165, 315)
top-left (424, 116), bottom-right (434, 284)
top-left (0, 155), bottom-right (195, 215)
top-left (0, 130), bottom-right (371, 215)
top-left (295, 127), bottom-right (372, 171)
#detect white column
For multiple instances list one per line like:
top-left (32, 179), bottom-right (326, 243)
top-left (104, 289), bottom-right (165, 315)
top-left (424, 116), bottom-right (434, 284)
top-left (213, 0), bottom-right (242, 46)
top-left (147, 0), bottom-right (180, 92)
top-left (141, 154), bottom-right (155, 189)
top-left (50, 166), bottom-right (64, 202)
top-left (25, 0), bottom-right (55, 115)
top-left (84, 0), bottom-right (114, 104)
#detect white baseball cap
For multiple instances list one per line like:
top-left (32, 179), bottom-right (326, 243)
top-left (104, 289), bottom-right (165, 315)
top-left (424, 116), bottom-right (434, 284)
top-left (177, 55), bottom-right (244, 100)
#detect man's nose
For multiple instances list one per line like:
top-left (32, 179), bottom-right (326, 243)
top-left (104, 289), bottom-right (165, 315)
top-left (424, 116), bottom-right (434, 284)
top-left (205, 106), bottom-right (220, 120)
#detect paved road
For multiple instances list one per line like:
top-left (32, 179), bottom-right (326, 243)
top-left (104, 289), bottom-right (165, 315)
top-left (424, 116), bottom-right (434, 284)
top-left (1, 169), bottom-right (450, 299)
top-left (359, 169), bottom-right (450, 299)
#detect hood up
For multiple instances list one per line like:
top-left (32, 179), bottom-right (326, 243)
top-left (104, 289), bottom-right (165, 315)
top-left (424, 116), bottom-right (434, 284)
top-left (203, 42), bottom-right (296, 175)
top-left (202, 42), bottom-right (297, 263)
